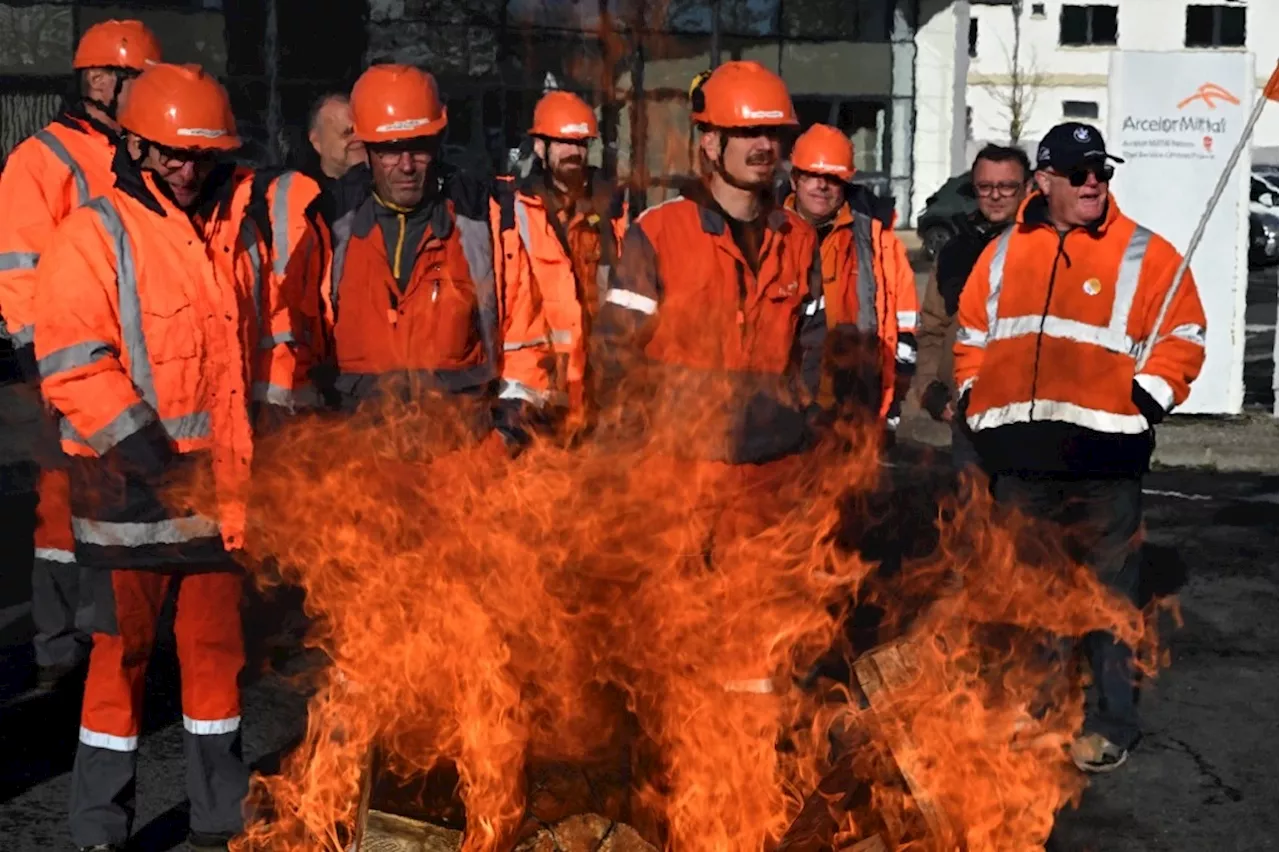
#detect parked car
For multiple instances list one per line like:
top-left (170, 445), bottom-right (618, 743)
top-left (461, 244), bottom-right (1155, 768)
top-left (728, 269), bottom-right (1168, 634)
top-left (1250, 167), bottom-right (1279, 269)
top-left (916, 171), bottom-right (977, 259)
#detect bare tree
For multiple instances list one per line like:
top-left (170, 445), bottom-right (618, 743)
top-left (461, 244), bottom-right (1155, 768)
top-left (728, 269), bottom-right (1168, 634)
top-left (983, 0), bottom-right (1044, 144)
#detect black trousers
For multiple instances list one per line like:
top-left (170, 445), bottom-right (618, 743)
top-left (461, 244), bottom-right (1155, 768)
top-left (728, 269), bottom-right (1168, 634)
top-left (992, 474), bottom-right (1143, 750)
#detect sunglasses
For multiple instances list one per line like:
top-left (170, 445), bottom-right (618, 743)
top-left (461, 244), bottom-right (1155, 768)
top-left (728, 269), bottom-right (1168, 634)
top-left (1055, 162), bottom-right (1114, 187)
top-left (151, 143), bottom-right (219, 170)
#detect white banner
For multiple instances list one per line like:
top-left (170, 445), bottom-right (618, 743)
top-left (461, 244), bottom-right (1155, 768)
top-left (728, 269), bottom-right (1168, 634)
top-left (1107, 50), bottom-right (1253, 414)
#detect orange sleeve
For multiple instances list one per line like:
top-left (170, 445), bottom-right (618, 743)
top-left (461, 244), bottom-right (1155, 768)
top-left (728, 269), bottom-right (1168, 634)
top-left (882, 228), bottom-right (919, 336)
top-left (34, 209), bottom-right (154, 454)
top-left (488, 195), bottom-right (553, 406)
top-left (1134, 246), bottom-right (1207, 412)
top-left (953, 240), bottom-right (997, 395)
top-left (0, 139), bottom-right (72, 347)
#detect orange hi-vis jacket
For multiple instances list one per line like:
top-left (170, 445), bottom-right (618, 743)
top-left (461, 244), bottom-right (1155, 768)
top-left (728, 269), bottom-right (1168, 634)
top-left (785, 188), bottom-right (919, 418)
top-left (0, 108), bottom-right (119, 354)
top-left (594, 182), bottom-right (826, 464)
top-left (327, 172), bottom-right (551, 435)
top-left (199, 167), bottom-right (327, 416)
top-left (33, 156), bottom-right (256, 570)
top-left (492, 170), bottom-right (627, 416)
top-left (954, 193), bottom-right (1206, 476)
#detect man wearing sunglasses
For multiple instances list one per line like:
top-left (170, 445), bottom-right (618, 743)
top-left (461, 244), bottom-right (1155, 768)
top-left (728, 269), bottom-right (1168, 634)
top-left (954, 122), bottom-right (1207, 773)
top-left (491, 90), bottom-right (629, 439)
top-left (0, 20), bottom-right (162, 696)
top-left (33, 63), bottom-right (255, 851)
top-left (324, 64), bottom-right (550, 450)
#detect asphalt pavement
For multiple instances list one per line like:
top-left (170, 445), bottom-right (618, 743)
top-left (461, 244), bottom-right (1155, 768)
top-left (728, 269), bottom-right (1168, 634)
top-left (0, 445), bottom-right (1274, 851)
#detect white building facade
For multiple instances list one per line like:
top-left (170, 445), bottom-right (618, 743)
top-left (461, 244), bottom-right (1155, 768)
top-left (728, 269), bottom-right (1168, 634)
top-left (966, 0), bottom-right (1278, 159)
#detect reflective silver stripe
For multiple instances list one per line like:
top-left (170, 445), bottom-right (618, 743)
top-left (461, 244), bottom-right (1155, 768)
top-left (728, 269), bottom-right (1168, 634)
top-left (73, 515), bottom-right (220, 547)
top-left (252, 381), bottom-right (319, 410)
top-left (967, 399), bottom-right (1149, 434)
top-left (79, 725), bottom-right (137, 752)
top-left (989, 314), bottom-right (1133, 354)
top-left (503, 331), bottom-right (564, 352)
top-left (259, 330), bottom-right (295, 350)
top-left (895, 341), bottom-right (916, 364)
top-left (896, 310), bottom-right (918, 329)
top-left (329, 209), bottom-right (355, 316)
top-left (37, 339), bottom-right (113, 377)
top-left (163, 411), bottom-right (211, 440)
top-left (35, 129), bottom-right (89, 206)
top-left (984, 227), bottom-right (1015, 343)
top-left (1135, 373), bottom-right (1175, 411)
top-left (1107, 225), bottom-right (1151, 341)
top-left (183, 715), bottom-right (241, 736)
top-left (498, 378), bottom-right (546, 405)
top-left (803, 295), bottom-right (826, 317)
top-left (240, 217), bottom-right (264, 329)
top-left (955, 326), bottom-right (986, 348)
top-left (514, 197), bottom-right (534, 255)
top-left (605, 288), bottom-right (657, 315)
top-left (271, 172), bottom-right (295, 276)
top-left (0, 251), bottom-right (39, 271)
top-left (12, 325), bottom-right (34, 347)
top-left (34, 547), bottom-right (75, 564)
top-left (84, 401), bottom-right (157, 454)
top-left (456, 213), bottom-right (500, 373)
top-left (86, 199), bottom-right (158, 406)
top-left (1169, 323), bottom-right (1206, 346)
top-left (850, 213), bottom-right (878, 333)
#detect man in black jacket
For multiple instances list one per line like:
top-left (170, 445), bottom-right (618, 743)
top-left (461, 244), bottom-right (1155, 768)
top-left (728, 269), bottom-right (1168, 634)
top-left (302, 92), bottom-right (369, 226)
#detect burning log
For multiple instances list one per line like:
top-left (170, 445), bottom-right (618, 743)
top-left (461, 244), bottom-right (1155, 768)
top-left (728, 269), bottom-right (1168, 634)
top-left (514, 815), bottom-right (656, 852)
top-left (359, 810), bottom-right (462, 852)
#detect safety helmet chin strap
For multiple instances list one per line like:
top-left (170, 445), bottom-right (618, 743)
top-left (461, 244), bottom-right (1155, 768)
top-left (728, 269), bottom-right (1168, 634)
top-left (84, 68), bottom-right (131, 120)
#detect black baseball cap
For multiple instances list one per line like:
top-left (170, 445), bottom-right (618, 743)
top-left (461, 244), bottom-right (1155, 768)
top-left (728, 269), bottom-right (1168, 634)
top-left (1035, 122), bottom-right (1125, 171)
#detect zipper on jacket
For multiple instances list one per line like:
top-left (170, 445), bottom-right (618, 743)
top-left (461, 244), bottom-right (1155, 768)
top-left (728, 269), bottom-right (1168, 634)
top-left (1028, 229), bottom-right (1070, 418)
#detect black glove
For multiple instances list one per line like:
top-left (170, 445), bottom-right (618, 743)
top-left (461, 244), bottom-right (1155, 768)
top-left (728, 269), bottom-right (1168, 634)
top-left (921, 380), bottom-right (952, 422)
top-left (1132, 380), bottom-right (1166, 426)
top-left (102, 416), bottom-right (175, 480)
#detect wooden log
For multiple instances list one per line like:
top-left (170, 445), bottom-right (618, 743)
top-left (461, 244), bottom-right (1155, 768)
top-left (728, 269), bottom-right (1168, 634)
top-left (514, 814), bottom-right (656, 852)
top-left (359, 810), bottom-right (463, 852)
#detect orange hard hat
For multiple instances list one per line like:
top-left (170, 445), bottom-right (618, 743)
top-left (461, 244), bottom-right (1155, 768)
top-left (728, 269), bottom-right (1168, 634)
top-left (118, 63), bottom-right (240, 151)
top-left (73, 19), bottom-right (161, 71)
top-left (690, 61), bottom-right (797, 129)
top-left (791, 124), bottom-right (854, 180)
top-left (530, 90), bottom-right (598, 140)
top-left (351, 64), bottom-right (448, 143)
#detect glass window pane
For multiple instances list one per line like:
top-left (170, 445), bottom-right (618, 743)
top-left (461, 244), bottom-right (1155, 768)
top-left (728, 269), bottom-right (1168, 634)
top-left (1220, 7), bottom-right (1246, 47)
top-left (1059, 5), bottom-right (1089, 45)
top-left (1091, 5), bottom-right (1118, 44)
top-left (1184, 5), bottom-right (1215, 47)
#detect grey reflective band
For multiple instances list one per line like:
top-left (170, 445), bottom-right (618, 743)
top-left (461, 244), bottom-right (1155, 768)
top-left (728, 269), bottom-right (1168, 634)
top-left (72, 514), bottom-right (220, 547)
top-left (514, 197), bottom-right (534, 254)
top-left (12, 325), bottom-right (34, 347)
top-left (259, 330), bottom-right (294, 350)
top-left (271, 172), bottom-right (294, 276)
top-left (329, 209), bottom-right (355, 316)
top-left (38, 339), bottom-right (113, 378)
top-left (0, 251), bottom-right (39, 271)
top-left (455, 213), bottom-right (500, 372)
top-left (239, 217), bottom-right (264, 329)
top-left (163, 411), bottom-right (211, 440)
top-left (850, 213), bottom-right (878, 333)
top-left (84, 401), bottom-right (157, 454)
top-left (35, 130), bottom-right (89, 207)
top-left (252, 380), bottom-right (319, 411)
top-left (86, 199), bottom-right (158, 407)
top-left (985, 227), bottom-right (1016, 336)
top-left (1108, 225), bottom-right (1152, 344)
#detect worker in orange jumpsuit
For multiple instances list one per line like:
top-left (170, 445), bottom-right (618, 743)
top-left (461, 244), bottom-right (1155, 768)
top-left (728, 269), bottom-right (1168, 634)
top-left (34, 63), bottom-right (256, 852)
top-left (955, 122), bottom-right (1207, 773)
top-left (326, 64), bottom-right (550, 448)
top-left (783, 124), bottom-right (919, 437)
top-left (0, 19), bottom-right (162, 692)
top-left (492, 90), bottom-right (628, 434)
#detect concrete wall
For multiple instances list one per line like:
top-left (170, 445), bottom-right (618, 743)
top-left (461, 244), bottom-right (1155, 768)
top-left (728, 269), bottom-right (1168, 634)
top-left (967, 0), bottom-right (1277, 150)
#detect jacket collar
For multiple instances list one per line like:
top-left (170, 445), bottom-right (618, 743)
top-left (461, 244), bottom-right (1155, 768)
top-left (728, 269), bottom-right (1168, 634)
top-left (1017, 190), bottom-right (1120, 235)
top-left (53, 100), bottom-right (119, 146)
top-left (351, 191), bottom-right (453, 241)
top-left (679, 177), bottom-right (789, 236)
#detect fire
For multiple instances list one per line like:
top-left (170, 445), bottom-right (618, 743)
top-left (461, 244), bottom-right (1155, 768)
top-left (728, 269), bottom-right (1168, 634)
top-left (217, 381), bottom-right (1150, 852)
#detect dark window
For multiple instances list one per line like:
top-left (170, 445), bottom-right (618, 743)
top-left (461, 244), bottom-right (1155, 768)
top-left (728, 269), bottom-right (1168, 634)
top-left (1031, 3), bottom-right (1046, 18)
top-left (969, 18), bottom-right (979, 58)
top-left (1062, 100), bottom-right (1100, 119)
top-left (793, 97), bottom-right (837, 129)
top-left (1185, 4), bottom-right (1247, 48)
top-left (1060, 5), bottom-right (1118, 46)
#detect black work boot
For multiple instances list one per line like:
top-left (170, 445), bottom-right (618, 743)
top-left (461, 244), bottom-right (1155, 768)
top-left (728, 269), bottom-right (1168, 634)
top-left (187, 831), bottom-right (233, 851)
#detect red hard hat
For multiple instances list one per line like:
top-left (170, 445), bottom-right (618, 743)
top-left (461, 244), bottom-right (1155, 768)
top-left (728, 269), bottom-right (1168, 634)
top-left (73, 20), bottom-right (161, 71)
top-left (351, 64), bottom-right (448, 143)
top-left (530, 91), bottom-right (598, 140)
top-left (118, 63), bottom-right (240, 151)
top-left (791, 124), bottom-right (854, 180)
top-left (690, 61), bottom-right (797, 129)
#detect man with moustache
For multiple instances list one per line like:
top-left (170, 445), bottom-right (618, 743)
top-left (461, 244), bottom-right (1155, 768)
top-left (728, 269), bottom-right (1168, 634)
top-left (595, 59), bottom-right (824, 472)
top-left (916, 144), bottom-right (1031, 468)
top-left (325, 64), bottom-right (550, 447)
top-left (492, 90), bottom-right (628, 435)
top-left (34, 63), bottom-right (254, 851)
top-left (954, 122), bottom-right (1207, 773)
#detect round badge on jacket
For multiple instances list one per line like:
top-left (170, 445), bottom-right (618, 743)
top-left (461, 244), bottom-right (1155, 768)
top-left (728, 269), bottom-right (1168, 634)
top-left (1083, 277), bottom-right (1102, 296)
